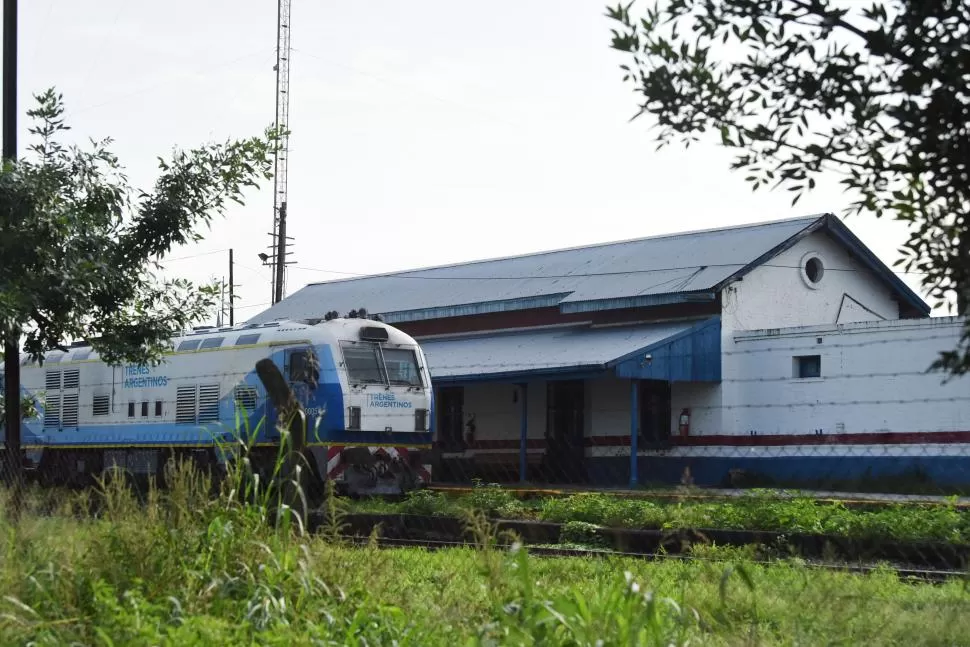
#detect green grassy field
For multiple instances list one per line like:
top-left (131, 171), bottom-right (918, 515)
top-left (348, 485), bottom-right (970, 544)
top-left (0, 464), bottom-right (968, 645)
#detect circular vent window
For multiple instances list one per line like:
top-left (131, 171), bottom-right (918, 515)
top-left (799, 253), bottom-right (825, 288)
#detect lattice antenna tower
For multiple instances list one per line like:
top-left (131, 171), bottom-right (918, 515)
top-left (267, 0), bottom-right (294, 304)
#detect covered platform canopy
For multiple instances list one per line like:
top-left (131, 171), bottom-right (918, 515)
top-left (420, 316), bottom-right (721, 384)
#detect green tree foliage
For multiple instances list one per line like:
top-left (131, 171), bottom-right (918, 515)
top-left (0, 387), bottom-right (37, 428)
top-left (0, 89), bottom-right (277, 415)
top-left (605, 0), bottom-right (970, 376)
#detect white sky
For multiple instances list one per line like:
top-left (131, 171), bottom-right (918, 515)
top-left (14, 0), bottom-right (945, 324)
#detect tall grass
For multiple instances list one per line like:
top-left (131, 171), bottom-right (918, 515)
top-left (0, 436), bottom-right (967, 644)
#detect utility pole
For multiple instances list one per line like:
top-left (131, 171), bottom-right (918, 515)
top-left (274, 201), bottom-right (287, 304)
top-left (229, 248), bottom-right (235, 326)
top-left (2, 0), bottom-right (21, 513)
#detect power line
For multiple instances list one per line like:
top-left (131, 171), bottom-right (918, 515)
top-left (72, 48), bottom-right (274, 114)
top-left (160, 249), bottom-right (229, 264)
top-left (290, 47), bottom-right (524, 130)
top-left (290, 260), bottom-right (932, 282)
top-left (18, 332), bottom-right (965, 390)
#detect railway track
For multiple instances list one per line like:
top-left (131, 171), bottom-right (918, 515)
top-left (427, 483), bottom-right (970, 508)
top-left (338, 534), bottom-right (970, 584)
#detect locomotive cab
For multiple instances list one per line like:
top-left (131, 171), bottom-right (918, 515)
top-left (319, 319), bottom-right (433, 494)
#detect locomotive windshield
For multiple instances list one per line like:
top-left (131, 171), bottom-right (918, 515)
top-left (382, 348), bottom-right (422, 387)
top-left (341, 342), bottom-right (425, 387)
top-left (343, 345), bottom-right (385, 384)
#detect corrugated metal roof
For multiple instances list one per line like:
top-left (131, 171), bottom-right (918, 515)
top-left (249, 215), bottom-right (827, 324)
top-left (421, 320), bottom-right (701, 380)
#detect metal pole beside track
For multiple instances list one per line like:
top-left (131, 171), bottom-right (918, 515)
top-left (2, 0), bottom-right (21, 519)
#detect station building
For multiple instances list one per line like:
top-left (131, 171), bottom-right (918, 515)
top-left (249, 213), bottom-right (969, 489)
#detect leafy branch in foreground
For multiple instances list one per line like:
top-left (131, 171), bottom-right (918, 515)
top-left (0, 88), bottom-right (279, 368)
top-left (606, 0), bottom-right (970, 376)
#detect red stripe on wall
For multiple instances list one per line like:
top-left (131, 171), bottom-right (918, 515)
top-left (456, 431), bottom-right (970, 452)
top-left (466, 439), bottom-right (547, 450)
top-left (667, 431), bottom-right (970, 447)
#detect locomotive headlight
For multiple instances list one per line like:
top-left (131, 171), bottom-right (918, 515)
top-left (414, 408), bottom-right (428, 431)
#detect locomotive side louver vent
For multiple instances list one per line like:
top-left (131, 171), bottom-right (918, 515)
top-left (198, 384), bottom-right (220, 423)
top-left (62, 393), bottom-right (79, 427)
top-left (44, 395), bottom-right (60, 429)
top-left (234, 385), bottom-right (258, 412)
top-left (63, 369), bottom-right (80, 390)
top-left (176, 386), bottom-right (197, 424)
top-left (93, 394), bottom-right (110, 416)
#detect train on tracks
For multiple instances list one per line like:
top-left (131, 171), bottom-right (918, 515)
top-left (0, 317), bottom-right (434, 495)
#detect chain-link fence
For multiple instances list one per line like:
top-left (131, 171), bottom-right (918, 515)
top-left (2, 325), bottom-right (970, 580)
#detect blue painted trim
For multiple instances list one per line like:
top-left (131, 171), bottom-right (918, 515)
top-left (381, 293), bottom-right (572, 324)
top-left (519, 383), bottom-right (528, 484)
top-left (592, 455), bottom-right (970, 488)
top-left (629, 379), bottom-right (639, 487)
top-left (559, 291), bottom-right (716, 315)
top-left (429, 318), bottom-right (721, 384)
top-left (431, 367), bottom-right (607, 385)
top-left (611, 317), bottom-right (722, 382)
top-left (607, 317), bottom-right (717, 367)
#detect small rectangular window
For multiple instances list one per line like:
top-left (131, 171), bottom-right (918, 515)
top-left (794, 355), bottom-right (821, 379)
top-left (288, 350), bottom-right (319, 384)
top-left (200, 337), bottom-right (225, 350)
top-left (155, 400), bottom-right (163, 417)
top-left (127, 402), bottom-right (135, 418)
top-left (93, 394), bottom-right (110, 416)
top-left (348, 406), bottom-right (361, 430)
top-left (235, 333), bottom-right (261, 346)
top-left (141, 401), bottom-right (149, 417)
top-left (177, 339), bottom-right (202, 352)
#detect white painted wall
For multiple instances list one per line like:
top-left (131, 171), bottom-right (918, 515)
top-left (671, 382), bottom-right (721, 436)
top-left (715, 229), bottom-right (912, 437)
top-left (724, 316), bottom-right (969, 436)
top-left (720, 230), bottom-right (900, 335)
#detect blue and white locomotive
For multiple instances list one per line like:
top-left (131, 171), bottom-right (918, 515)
top-left (1, 317), bottom-right (434, 494)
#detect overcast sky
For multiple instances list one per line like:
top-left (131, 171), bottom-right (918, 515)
top-left (14, 0), bottom-right (942, 323)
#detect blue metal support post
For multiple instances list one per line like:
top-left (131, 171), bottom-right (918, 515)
top-left (519, 383), bottom-right (528, 483)
top-left (629, 379), bottom-right (639, 488)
